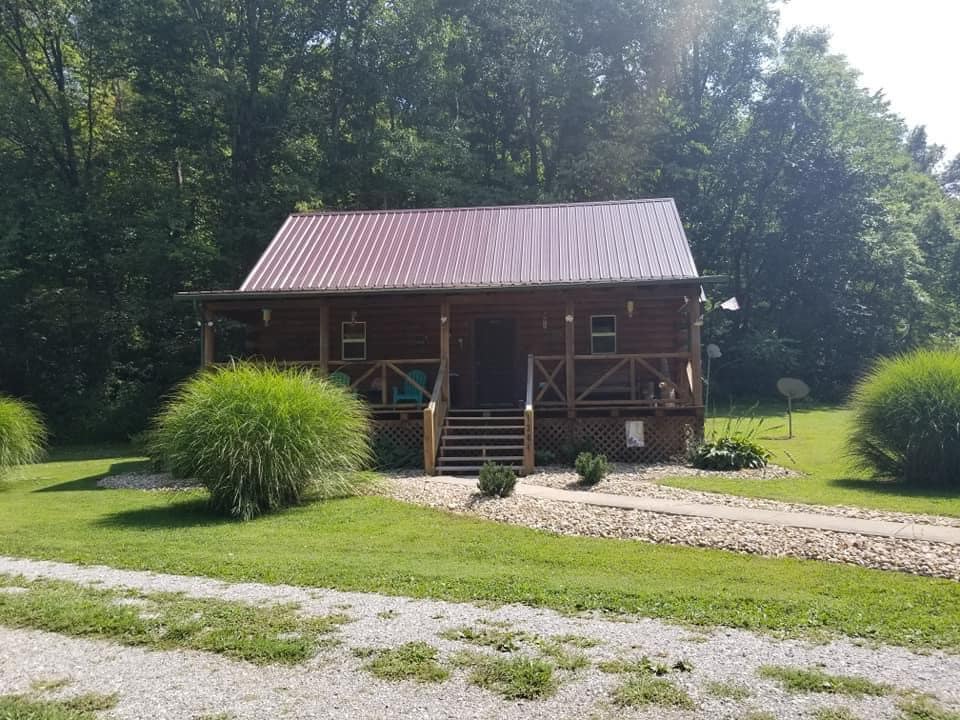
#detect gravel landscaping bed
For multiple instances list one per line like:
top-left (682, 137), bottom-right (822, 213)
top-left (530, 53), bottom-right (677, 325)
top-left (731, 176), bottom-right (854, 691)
top-left (521, 464), bottom-right (960, 528)
top-left (0, 556), bottom-right (958, 720)
top-left (96, 471), bottom-right (200, 491)
top-left (384, 478), bottom-right (960, 581)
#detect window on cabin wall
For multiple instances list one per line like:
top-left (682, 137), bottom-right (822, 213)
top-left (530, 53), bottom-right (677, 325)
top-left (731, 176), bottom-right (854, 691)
top-left (342, 321), bottom-right (367, 360)
top-left (590, 315), bottom-right (617, 354)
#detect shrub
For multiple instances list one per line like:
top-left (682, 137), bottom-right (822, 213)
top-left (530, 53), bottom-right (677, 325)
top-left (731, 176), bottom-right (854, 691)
top-left (574, 452), bottom-right (609, 485)
top-left (0, 395), bottom-right (46, 476)
top-left (477, 462), bottom-right (517, 498)
top-left (849, 349), bottom-right (960, 489)
top-left (150, 364), bottom-right (371, 520)
top-left (689, 436), bottom-right (771, 470)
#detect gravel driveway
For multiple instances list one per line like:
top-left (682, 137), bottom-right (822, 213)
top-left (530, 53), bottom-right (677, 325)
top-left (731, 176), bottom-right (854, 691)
top-left (1, 556), bottom-right (958, 720)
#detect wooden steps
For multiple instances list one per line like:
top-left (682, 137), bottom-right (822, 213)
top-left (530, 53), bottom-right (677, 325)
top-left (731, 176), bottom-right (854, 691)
top-left (436, 408), bottom-right (525, 475)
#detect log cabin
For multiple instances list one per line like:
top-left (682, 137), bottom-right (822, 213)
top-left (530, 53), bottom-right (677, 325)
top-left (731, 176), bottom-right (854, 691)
top-left (178, 199), bottom-right (709, 475)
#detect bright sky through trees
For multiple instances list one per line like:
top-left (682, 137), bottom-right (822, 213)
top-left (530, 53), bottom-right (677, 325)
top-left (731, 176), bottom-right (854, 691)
top-left (780, 0), bottom-right (959, 158)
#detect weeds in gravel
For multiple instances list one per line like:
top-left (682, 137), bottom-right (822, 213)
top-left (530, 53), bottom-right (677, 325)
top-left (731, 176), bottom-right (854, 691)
top-left (550, 633), bottom-right (600, 648)
top-left (451, 650), bottom-right (557, 700)
top-left (440, 624), bottom-right (526, 652)
top-left (705, 681), bottom-right (752, 700)
top-left (598, 656), bottom-right (670, 676)
top-left (758, 665), bottom-right (891, 696)
top-left (0, 693), bottom-right (117, 719)
top-left (361, 642), bottom-right (449, 683)
top-left (376, 609), bottom-right (398, 620)
top-left (0, 574), bottom-right (349, 664)
top-left (29, 679), bottom-right (73, 693)
top-left (812, 707), bottom-right (862, 720)
top-left (532, 639), bottom-right (589, 671)
top-left (740, 712), bottom-right (777, 720)
top-left (612, 675), bottom-right (694, 709)
top-left (897, 694), bottom-right (960, 720)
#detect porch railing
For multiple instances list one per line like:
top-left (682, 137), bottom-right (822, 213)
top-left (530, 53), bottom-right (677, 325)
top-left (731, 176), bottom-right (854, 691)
top-left (529, 352), bottom-right (695, 408)
top-left (423, 358), bottom-right (448, 474)
top-left (327, 358), bottom-right (440, 409)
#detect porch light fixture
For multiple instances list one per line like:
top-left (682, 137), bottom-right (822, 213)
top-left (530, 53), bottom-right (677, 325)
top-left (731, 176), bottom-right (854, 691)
top-left (626, 300), bottom-right (635, 318)
top-left (261, 308), bottom-right (272, 327)
top-left (565, 313), bottom-right (574, 323)
top-left (350, 310), bottom-right (358, 322)
top-left (441, 315), bottom-right (448, 324)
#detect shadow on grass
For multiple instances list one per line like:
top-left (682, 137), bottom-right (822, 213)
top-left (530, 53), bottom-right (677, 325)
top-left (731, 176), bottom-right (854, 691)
top-left (46, 445), bottom-right (143, 462)
top-left (34, 460), bottom-right (151, 493)
top-left (95, 495), bottom-right (231, 530)
top-left (830, 477), bottom-right (960, 502)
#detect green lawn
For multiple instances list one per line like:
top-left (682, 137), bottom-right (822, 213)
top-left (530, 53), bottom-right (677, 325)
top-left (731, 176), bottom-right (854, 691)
top-left (659, 404), bottom-right (960, 517)
top-left (0, 446), bottom-right (958, 651)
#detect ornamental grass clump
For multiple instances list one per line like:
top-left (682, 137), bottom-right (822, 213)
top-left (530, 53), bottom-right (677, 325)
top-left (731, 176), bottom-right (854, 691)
top-left (0, 395), bottom-right (46, 477)
top-left (150, 364), bottom-right (371, 520)
top-left (849, 349), bottom-right (960, 489)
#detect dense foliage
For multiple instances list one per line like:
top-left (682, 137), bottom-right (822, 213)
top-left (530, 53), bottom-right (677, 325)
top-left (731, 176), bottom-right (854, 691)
top-left (574, 452), bottom-right (609, 486)
top-left (849, 350), bottom-right (960, 489)
top-left (1, 0), bottom-right (958, 440)
top-left (477, 462), bottom-right (517, 498)
top-left (689, 436), bottom-right (772, 471)
top-left (0, 395), bottom-right (46, 474)
top-left (150, 364), bottom-right (371, 519)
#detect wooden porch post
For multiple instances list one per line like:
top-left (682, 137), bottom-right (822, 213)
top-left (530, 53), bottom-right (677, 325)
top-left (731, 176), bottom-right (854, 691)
top-left (688, 296), bottom-right (703, 407)
top-left (440, 298), bottom-right (450, 402)
top-left (201, 306), bottom-right (215, 367)
top-left (318, 302), bottom-right (330, 375)
top-left (564, 298), bottom-right (576, 417)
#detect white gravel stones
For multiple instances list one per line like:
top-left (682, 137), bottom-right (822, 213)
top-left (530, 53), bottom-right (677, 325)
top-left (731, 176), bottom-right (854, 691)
top-left (384, 477), bottom-right (960, 581)
top-left (96, 471), bottom-right (200, 490)
top-left (0, 556), bottom-right (958, 720)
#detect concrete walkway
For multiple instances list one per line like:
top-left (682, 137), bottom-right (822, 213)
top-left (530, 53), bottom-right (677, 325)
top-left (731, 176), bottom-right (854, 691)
top-left (432, 476), bottom-right (960, 545)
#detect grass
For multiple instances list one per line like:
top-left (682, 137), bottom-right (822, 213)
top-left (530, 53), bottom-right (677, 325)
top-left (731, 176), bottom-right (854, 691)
top-left (611, 675), bottom-right (695, 709)
top-left (660, 404), bottom-right (960, 517)
top-left (757, 665), bottom-right (891, 696)
top-left (451, 651), bottom-right (557, 700)
top-left (0, 574), bottom-right (348, 664)
top-left (705, 681), bottom-right (752, 700)
top-left (812, 708), bottom-right (862, 720)
top-left (1, 448), bottom-right (960, 652)
top-left (598, 656), bottom-right (670, 676)
top-left (439, 624), bottom-right (526, 652)
top-left (532, 638), bottom-right (590, 671)
top-left (897, 695), bottom-right (960, 720)
top-left (0, 693), bottom-right (117, 719)
top-left (360, 642), bottom-right (449, 683)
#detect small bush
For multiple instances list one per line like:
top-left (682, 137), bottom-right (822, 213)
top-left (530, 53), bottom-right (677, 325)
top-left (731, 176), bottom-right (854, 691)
top-left (574, 452), bottom-right (609, 485)
top-left (149, 364), bottom-right (371, 520)
top-left (477, 462), bottom-right (517, 498)
top-left (0, 396), bottom-right (46, 476)
top-left (689, 436), bottom-right (771, 470)
top-left (849, 349), bottom-right (960, 489)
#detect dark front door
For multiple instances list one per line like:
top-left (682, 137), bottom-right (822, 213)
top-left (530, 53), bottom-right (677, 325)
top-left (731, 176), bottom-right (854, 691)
top-left (474, 318), bottom-right (516, 406)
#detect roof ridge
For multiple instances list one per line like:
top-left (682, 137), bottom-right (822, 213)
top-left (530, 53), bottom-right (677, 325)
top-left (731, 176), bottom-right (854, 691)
top-left (288, 198), bottom-right (675, 218)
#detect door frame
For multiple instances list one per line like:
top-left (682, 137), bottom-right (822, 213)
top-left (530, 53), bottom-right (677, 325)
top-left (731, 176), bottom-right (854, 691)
top-left (472, 316), bottom-right (517, 407)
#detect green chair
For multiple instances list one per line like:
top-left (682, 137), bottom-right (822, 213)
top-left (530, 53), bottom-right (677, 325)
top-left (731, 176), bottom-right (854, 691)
top-left (393, 369), bottom-right (427, 406)
top-left (329, 371), bottom-right (351, 388)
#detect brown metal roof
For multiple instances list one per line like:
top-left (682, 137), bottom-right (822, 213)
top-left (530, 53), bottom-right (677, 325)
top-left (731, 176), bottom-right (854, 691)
top-left (238, 199), bottom-right (698, 294)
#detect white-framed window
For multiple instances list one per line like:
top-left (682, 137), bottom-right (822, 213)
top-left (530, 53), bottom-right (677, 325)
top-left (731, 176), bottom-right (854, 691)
top-left (341, 321), bottom-right (367, 360)
top-left (590, 315), bottom-right (617, 354)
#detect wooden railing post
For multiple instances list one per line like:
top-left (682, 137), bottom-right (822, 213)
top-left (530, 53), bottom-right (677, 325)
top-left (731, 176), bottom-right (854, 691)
top-left (423, 404), bottom-right (435, 474)
top-left (423, 358), bottom-right (448, 475)
top-left (201, 306), bottom-right (215, 367)
top-left (564, 299), bottom-right (575, 418)
top-left (688, 297), bottom-right (703, 407)
top-left (523, 354), bottom-right (535, 475)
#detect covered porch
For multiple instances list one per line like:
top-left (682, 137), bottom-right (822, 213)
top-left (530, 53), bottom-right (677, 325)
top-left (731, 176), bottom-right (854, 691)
top-left (198, 284), bottom-right (704, 475)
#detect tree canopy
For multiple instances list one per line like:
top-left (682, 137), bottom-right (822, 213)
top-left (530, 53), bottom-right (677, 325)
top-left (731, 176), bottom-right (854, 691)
top-left (1, 0), bottom-right (958, 439)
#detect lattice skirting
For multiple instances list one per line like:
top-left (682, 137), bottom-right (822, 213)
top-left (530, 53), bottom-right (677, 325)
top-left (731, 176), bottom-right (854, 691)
top-left (535, 415), bottom-right (698, 463)
top-left (371, 419), bottom-right (423, 452)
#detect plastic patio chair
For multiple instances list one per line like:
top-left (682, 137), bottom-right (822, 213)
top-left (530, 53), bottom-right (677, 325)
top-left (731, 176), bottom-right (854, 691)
top-left (393, 369), bottom-right (427, 406)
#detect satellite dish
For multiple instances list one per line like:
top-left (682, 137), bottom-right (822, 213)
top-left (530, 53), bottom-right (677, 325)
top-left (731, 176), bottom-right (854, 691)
top-left (777, 378), bottom-right (809, 400)
top-left (706, 344), bottom-right (722, 359)
top-left (777, 378), bottom-right (809, 438)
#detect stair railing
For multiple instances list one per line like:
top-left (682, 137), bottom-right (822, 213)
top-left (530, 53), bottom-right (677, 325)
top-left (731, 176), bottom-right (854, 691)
top-left (423, 357), bottom-right (448, 475)
top-left (523, 354), bottom-right (535, 475)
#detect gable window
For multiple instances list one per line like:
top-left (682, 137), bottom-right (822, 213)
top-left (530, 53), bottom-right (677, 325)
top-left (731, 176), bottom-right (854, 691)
top-left (590, 315), bottom-right (617, 354)
top-left (341, 321), bottom-right (367, 360)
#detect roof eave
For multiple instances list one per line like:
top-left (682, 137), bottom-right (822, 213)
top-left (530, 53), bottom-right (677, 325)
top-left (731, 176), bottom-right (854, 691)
top-left (175, 276), bottom-right (724, 303)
